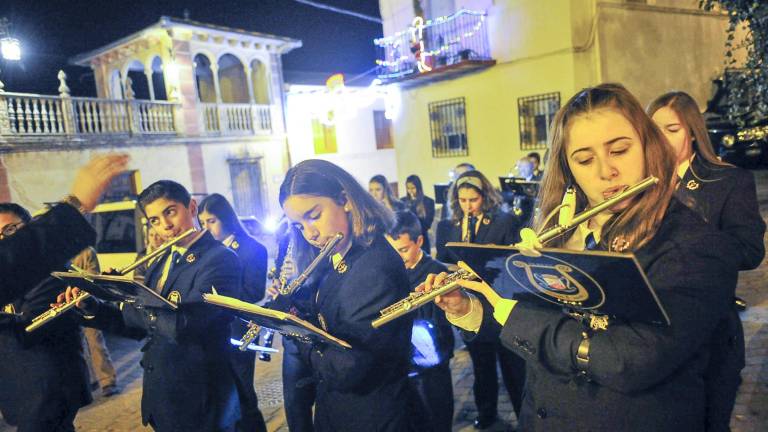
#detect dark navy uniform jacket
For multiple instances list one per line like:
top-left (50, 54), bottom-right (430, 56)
top-left (676, 156), bottom-right (765, 270)
top-left (0, 276), bottom-right (91, 431)
top-left (475, 199), bottom-right (740, 431)
top-left (227, 232), bottom-right (268, 339)
top-left (0, 203), bottom-right (95, 305)
top-left (299, 235), bottom-right (413, 432)
top-left (435, 209), bottom-right (520, 264)
top-left (90, 232), bottom-right (242, 432)
top-left (227, 233), bottom-right (268, 303)
top-left (676, 156), bottom-right (766, 431)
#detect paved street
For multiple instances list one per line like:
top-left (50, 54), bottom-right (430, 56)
top-left (2, 170), bottom-right (766, 432)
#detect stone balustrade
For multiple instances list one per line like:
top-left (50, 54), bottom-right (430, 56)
top-left (0, 92), bottom-right (178, 136)
top-left (200, 102), bottom-right (273, 135)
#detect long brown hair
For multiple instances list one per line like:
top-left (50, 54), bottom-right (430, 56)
top-left (647, 91), bottom-right (729, 167)
top-left (404, 174), bottom-right (426, 218)
top-left (535, 83), bottom-right (676, 251)
top-left (450, 170), bottom-right (502, 224)
top-left (280, 160), bottom-right (393, 247)
top-left (369, 174), bottom-right (399, 211)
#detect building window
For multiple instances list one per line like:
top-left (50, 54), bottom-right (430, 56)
top-left (228, 157), bottom-right (264, 219)
top-left (429, 97), bottom-right (468, 158)
top-left (518, 92), bottom-right (560, 150)
top-left (373, 110), bottom-right (393, 149)
top-left (312, 119), bottom-right (338, 154)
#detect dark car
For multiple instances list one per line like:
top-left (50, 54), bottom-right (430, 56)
top-left (706, 113), bottom-right (768, 167)
top-left (705, 74), bottom-right (768, 167)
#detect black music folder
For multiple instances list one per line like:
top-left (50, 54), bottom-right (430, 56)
top-left (203, 293), bottom-right (352, 349)
top-left (434, 183), bottom-right (450, 205)
top-left (499, 177), bottom-right (539, 197)
top-left (50, 271), bottom-right (178, 310)
top-left (446, 242), bottom-right (670, 326)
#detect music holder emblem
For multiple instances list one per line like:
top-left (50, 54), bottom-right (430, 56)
top-left (506, 254), bottom-right (606, 309)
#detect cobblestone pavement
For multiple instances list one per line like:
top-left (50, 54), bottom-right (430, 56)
top-left (2, 171), bottom-right (766, 432)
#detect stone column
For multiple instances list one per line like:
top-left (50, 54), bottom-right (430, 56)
top-left (244, 64), bottom-right (256, 104)
top-left (57, 70), bottom-right (76, 135)
top-left (144, 68), bottom-right (156, 101)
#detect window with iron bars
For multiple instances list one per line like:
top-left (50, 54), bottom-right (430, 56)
top-left (518, 92), bottom-right (560, 150)
top-left (429, 97), bottom-right (468, 158)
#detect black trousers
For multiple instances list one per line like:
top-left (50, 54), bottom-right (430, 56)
top-left (705, 307), bottom-right (745, 432)
top-left (467, 338), bottom-right (526, 420)
top-left (229, 349), bottom-right (267, 432)
top-left (282, 338), bottom-right (316, 432)
top-left (408, 362), bottom-right (454, 432)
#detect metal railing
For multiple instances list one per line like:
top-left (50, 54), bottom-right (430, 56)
top-left (0, 92), bottom-right (178, 136)
top-left (374, 9), bottom-right (492, 80)
top-left (200, 103), bottom-right (273, 135)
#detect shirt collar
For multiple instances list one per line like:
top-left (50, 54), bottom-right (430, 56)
top-left (330, 240), bottom-right (353, 271)
top-left (407, 250), bottom-right (425, 270)
top-left (577, 220), bottom-right (601, 245)
top-left (171, 230), bottom-right (205, 256)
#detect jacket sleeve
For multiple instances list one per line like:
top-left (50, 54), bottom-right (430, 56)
top-left (498, 230), bottom-right (737, 394)
top-left (0, 204), bottom-right (95, 305)
top-left (115, 248), bottom-right (242, 341)
top-left (720, 170), bottom-right (765, 270)
top-left (84, 301), bottom-right (147, 340)
top-left (306, 253), bottom-right (412, 392)
top-left (241, 240), bottom-right (268, 303)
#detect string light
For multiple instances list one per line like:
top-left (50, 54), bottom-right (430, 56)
top-left (288, 77), bottom-right (399, 125)
top-left (373, 9), bottom-right (486, 45)
top-left (373, 9), bottom-right (487, 72)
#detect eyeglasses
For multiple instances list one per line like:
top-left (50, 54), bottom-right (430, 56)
top-left (0, 222), bottom-right (23, 239)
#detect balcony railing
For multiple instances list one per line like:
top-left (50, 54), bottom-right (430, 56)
top-left (374, 9), bottom-right (494, 83)
top-left (0, 92), bottom-right (178, 136)
top-left (200, 103), bottom-right (273, 135)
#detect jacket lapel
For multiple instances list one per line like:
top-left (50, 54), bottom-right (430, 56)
top-left (474, 213), bottom-right (493, 243)
top-left (160, 234), bottom-right (209, 298)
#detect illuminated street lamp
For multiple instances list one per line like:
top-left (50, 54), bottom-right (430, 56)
top-left (1, 38), bottom-right (21, 61)
top-left (0, 18), bottom-right (21, 61)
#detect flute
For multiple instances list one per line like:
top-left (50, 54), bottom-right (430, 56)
top-left (371, 176), bottom-right (659, 328)
top-left (25, 228), bottom-right (197, 333)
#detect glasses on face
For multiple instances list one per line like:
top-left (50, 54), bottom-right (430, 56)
top-left (0, 222), bottom-right (22, 240)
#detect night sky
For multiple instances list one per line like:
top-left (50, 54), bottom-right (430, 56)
top-left (0, 0), bottom-right (382, 96)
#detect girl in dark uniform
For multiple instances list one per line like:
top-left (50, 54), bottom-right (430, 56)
top-left (649, 91), bottom-right (766, 432)
top-left (369, 174), bottom-right (406, 212)
top-left (280, 160), bottom-right (413, 432)
top-left (401, 175), bottom-right (436, 254)
top-left (198, 193), bottom-right (269, 432)
top-left (429, 83), bottom-right (741, 431)
top-left (434, 170), bottom-right (524, 429)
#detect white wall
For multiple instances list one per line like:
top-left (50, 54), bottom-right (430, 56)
top-left (285, 85), bottom-right (399, 190)
top-left (199, 137), bottom-right (289, 219)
